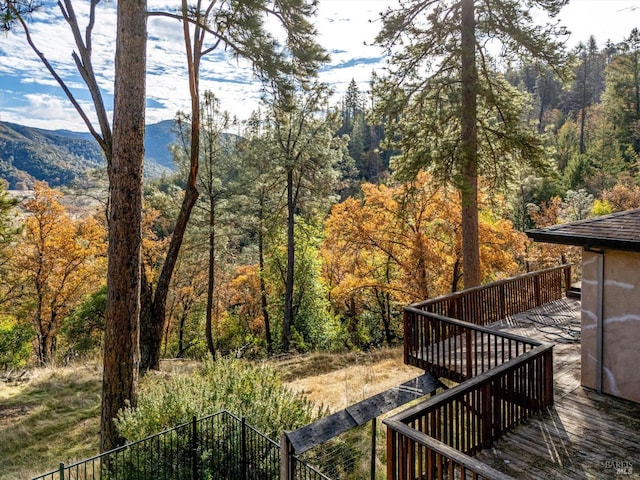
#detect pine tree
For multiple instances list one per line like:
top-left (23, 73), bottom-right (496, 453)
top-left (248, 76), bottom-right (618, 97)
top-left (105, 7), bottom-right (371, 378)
top-left (374, 0), bottom-right (568, 288)
top-left (268, 82), bottom-right (348, 352)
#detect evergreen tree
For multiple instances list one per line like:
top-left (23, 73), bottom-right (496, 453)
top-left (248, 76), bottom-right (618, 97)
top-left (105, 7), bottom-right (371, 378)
top-left (602, 28), bottom-right (640, 161)
top-left (374, 0), bottom-right (568, 288)
top-left (563, 37), bottom-right (606, 154)
top-left (268, 82), bottom-right (348, 352)
top-left (234, 111), bottom-right (284, 354)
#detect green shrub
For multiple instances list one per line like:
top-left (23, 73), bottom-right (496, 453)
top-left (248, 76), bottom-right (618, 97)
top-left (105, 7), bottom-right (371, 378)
top-left (61, 286), bottom-right (106, 356)
top-left (116, 357), bottom-right (324, 442)
top-left (0, 316), bottom-right (34, 368)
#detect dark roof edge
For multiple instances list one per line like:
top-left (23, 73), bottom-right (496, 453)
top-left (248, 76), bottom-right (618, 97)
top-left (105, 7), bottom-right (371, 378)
top-left (526, 230), bottom-right (640, 253)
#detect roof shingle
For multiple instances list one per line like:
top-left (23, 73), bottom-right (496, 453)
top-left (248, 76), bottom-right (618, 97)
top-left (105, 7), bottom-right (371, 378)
top-left (526, 208), bottom-right (640, 252)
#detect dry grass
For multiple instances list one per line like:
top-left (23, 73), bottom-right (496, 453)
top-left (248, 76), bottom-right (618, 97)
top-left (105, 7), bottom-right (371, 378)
top-left (282, 347), bottom-right (423, 412)
top-left (0, 363), bottom-right (102, 480)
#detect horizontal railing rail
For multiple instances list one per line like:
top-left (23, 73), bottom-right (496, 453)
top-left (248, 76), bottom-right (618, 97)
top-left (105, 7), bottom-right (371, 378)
top-left (32, 410), bottom-right (324, 480)
top-left (411, 264), bottom-right (571, 326)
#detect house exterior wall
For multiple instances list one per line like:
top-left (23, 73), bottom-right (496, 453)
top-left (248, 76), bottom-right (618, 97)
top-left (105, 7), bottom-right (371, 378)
top-left (581, 249), bottom-right (640, 403)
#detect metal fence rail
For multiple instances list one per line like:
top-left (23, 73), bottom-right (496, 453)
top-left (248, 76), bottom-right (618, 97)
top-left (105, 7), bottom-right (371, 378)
top-left (32, 410), bottom-right (327, 480)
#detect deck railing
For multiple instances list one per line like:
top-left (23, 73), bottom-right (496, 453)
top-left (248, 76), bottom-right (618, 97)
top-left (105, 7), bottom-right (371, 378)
top-left (386, 342), bottom-right (554, 480)
top-left (386, 344), bottom-right (553, 479)
top-left (404, 308), bottom-right (542, 381)
top-left (387, 267), bottom-right (563, 480)
top-left (385, 422), bottom-right (513, 480)
top-left (411, 264), bottom-right (571, 326)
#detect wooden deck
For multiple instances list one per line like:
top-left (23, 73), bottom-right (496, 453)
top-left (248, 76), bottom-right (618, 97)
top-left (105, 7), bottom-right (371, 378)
top-left (476, 297), bottom-right (640, 479)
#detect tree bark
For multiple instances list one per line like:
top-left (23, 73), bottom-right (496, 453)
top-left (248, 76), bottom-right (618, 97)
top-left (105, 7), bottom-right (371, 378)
top-left (281, 169), bottom-right (295, 353)
top-left (101, 0), bottom-right (146, 453)
top-left (579, 55), bottom-right (588, 154)
top-left (258, 200), bottom-right (272, 354)
top-left (460, 0), bottom-right (481, 289)
top-left (205, 193), bottom-right (217, 360)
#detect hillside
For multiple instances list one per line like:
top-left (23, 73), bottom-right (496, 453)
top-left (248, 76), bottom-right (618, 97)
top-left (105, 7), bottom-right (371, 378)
top-left (0, 120), bottom-right (176, 189)
top-left (0, 348), bottom-right (412, 479)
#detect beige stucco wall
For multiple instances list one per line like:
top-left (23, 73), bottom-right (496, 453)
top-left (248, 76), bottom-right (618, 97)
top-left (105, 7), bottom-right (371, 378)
top-left (581, 249), bottom-right (640, 403)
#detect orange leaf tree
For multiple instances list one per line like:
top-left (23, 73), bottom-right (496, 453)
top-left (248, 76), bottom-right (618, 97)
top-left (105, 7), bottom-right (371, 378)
top-left (14, 182), bottom-right (107, 364)
top-left (321, 172), bottom-right (526, 347)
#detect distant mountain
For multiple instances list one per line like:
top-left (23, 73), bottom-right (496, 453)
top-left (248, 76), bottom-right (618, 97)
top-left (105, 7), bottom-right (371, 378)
top-left (145, 120), bottom-right (177, 171)
top-left (0, 120), bottom-right (176, 189)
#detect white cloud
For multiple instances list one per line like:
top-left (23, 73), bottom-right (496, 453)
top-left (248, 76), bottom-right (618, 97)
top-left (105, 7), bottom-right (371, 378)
top-left (0, 92), bottom-right (101, 131)
top-left (559, 0), bottom-right (640, 46)
top-left (0, 0), bottom-right (637, 132)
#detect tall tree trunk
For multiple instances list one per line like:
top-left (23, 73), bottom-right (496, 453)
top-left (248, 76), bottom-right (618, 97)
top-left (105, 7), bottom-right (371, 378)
top-left (451, 257), bottom-right (461, 293)
top-left (101, 0), bottom-right (146, 453)
top-left (579, 50), bottom-right (588, 154)
top-left (258, 204), bottom-right (272, 354)
top-left (460, 0), bottom-right (480, 289)
top-left (375, 288), bottom-right (393, 345)
top-left (281, 169), bottom-right (295, 353)
top-left (381, 256), bottom-right (393, 345)
top-left (205, 194), bottom-right (216, 360)
top-left (139, 184), bottom-right (199, 372)
top-left (138, 4), bottom-right (203, 372)
top-left (177, 309), bottom-right (187, 358)
top-left (138, 267), bottom-right (154, 369)
top-left (537, 92), bottom-right (546, 134)
top-left (36, 329), bottom-right (55, 365)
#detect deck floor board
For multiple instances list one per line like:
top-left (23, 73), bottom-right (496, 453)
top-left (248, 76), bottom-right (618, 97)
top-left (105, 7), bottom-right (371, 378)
top-left (472, 297), bottom-right (640, 479)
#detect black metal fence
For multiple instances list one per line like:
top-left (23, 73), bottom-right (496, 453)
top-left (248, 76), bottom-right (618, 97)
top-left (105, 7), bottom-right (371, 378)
top-left (32, 410), bottom-right (329, 480)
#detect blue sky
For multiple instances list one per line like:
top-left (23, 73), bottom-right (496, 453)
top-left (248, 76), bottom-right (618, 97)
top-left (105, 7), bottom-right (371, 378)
top-left (0, 0), bottom-right (639, 132)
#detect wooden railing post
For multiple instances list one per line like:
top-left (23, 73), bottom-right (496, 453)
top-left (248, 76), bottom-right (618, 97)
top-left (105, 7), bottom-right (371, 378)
top-left (280, 433), bottom-right (291, 480)
top-left (387, 428), bottom-right (397, 480)
top-left (465, 329), bottom-right (473, 380)
top-left (544, 348), bottom-right (554, 407)
top-left (403, 310), bottom-right (410, 366)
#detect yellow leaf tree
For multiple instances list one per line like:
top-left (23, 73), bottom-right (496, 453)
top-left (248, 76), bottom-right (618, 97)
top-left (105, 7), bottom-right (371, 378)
top-left (322, 172), bottom-right (526, 346)
top-left (14, 182), bottom-right (107, 364)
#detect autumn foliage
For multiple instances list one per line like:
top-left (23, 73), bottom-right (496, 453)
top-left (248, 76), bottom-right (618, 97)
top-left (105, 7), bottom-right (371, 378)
top-left (321, 172), bottom-right (526, 346)
top-left (12, 182), bottom-right (107, 364)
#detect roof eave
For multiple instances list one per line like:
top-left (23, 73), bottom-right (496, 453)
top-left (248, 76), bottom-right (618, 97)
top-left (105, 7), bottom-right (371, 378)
top-left (526, 230), bottom-right (640, 253)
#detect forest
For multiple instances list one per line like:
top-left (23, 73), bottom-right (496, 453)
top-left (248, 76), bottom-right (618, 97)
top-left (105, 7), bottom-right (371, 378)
top-left (3, 27), bottom-right (640, 368)
top-left (3, 0), bottom-right (640, 457)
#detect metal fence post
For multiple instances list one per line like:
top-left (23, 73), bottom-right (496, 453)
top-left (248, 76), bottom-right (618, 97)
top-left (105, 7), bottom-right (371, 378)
top-left (58, 463), bottom-right (65, 480)
top-left (370, 417), bottom-right (377, 480)
top-left (241, 417), bottom-right (247, 480)
top-left (192, 416), bottom-right (198, 480)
